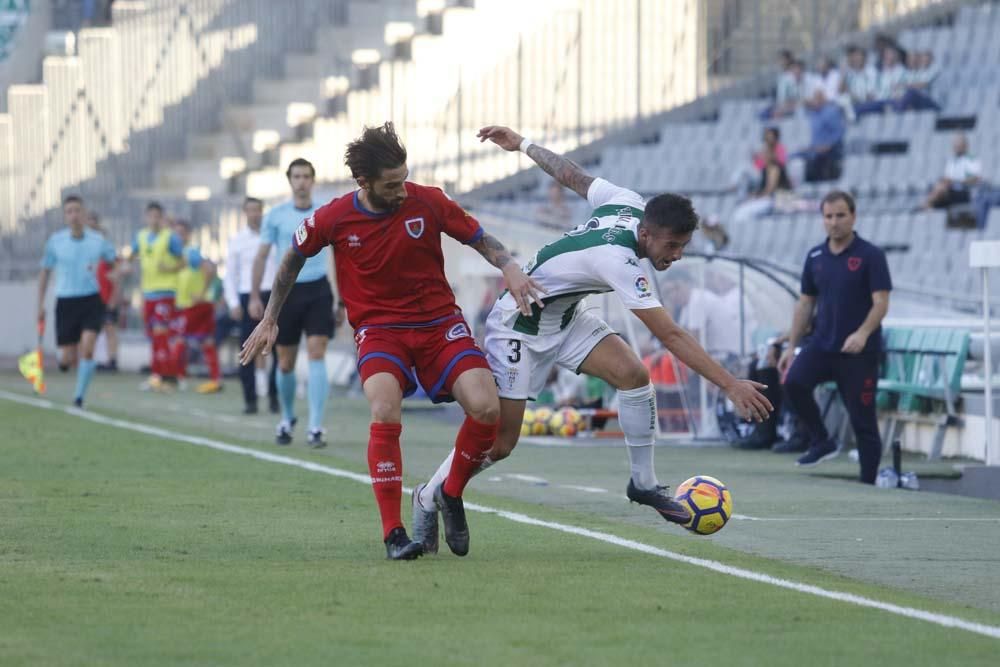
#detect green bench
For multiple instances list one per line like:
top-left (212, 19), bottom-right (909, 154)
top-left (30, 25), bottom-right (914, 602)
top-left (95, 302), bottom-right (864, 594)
top-left (819, 327), bottom-right (970, 459)
top-left (878, 327), bottom-right (970, 459)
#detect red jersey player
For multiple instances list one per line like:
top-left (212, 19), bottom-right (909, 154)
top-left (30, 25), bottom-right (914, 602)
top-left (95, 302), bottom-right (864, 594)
top-left (240, 123), bottom-right (543, 560)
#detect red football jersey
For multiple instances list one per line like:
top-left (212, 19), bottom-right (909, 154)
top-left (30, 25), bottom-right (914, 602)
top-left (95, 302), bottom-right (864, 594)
top-left (293, 182), bottom-right (484, 328)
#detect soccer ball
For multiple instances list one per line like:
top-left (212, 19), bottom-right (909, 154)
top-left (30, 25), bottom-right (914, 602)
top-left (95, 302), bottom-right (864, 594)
top-left (530, 407), bottom-right (553, 435)
top-left (520, 408), bottom-right (536, 436)
top-left (675, 475), bottom-right (733, 535)
top-left (548, 407), bottom-right (583, 436)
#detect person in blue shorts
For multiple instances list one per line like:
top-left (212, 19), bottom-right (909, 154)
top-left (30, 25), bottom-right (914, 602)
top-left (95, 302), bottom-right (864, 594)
top-left (37, 195), bottom-right (116, 408)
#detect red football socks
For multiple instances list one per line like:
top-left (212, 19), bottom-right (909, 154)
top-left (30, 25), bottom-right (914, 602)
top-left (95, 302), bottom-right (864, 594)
top-left (202, 342), bottom-right (220, 381)
top-left (443, 416), bottom-right (498, 498)
top-left (151, 330), bottom-right (171, 377)
top-left (368, 422), bottom-right (404, 540)
top-left (171, 338), bottom-right (187, 378)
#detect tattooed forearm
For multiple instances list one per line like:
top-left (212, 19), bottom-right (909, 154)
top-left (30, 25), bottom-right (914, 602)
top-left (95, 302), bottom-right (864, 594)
top-left (263, 249), bottom-right (305, 320)
top-left (472, 232), bottom-right (514, 271)
top-left (524, 144), bottom-right (595, 199)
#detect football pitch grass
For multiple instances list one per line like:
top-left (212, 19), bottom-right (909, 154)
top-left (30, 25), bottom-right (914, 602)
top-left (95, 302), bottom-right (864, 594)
top-left (2, 373), bottom-right (999, 665)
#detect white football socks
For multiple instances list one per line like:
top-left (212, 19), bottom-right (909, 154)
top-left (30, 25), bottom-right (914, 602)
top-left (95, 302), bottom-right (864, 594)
top-left (618, 384), bottom-right (660, 490)
top-left (419, 450), bottom-right (494, 510)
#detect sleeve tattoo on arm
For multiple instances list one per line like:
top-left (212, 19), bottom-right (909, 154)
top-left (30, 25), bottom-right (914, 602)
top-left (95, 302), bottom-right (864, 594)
top-left (524, 145), bottom-right (595, 199)
top-left (471, 232), bottom-right (514, 271)
top-left (264, 250), bottom-right (305, 319)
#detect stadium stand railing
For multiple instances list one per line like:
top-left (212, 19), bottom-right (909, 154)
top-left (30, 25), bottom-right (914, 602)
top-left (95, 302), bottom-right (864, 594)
top-left (0, 0), bottom-right (351, 278)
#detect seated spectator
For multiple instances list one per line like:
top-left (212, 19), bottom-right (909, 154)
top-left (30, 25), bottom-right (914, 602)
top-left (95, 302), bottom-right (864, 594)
top-left (919, 133), bottom-right (981, 210)
top-left (535, 181), bottom-right (572, 229)
top-left (793, 90), bottom-right (846, 183)
top-left (894, 50), bottom-right (940, 112)
top-left (972, 185), bottom-right (1000, 231)
top-left (854, 46), bottom-right (907, 117)
top-left (760, 58), bottom-right (811, 121)
top-left (839, 45), bottom-right (876, 121)
top-left (733, 134), bottom-right (794, 223)
top-left (811, 56), bottom-right (842, 101)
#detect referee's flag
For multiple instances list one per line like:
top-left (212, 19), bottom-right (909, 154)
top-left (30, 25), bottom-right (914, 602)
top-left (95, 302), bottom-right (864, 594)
top-left (18, 350), bottom-right (45, 394)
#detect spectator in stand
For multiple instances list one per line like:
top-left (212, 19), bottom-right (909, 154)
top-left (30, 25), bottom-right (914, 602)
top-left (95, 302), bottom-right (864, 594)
top-left (794, 89), bottom-right (846, 183)
top-left (839, 46), bottom-right (876, 122)
top-left (761, 58), bottom-right (811, 121)
top-left (811, 56), bottom-right (842, 101)
top-left (894, 50), bottom-right (940, 112)
top-left (873, 33), bottom-right (906, 70)
top-left (535, 181), bottom-right (572, 229)
top-left (854, 45), bottom-right (907, 117)
top-left (733, 127), bottom-right (794, 223)
top-left (919, 133), bottom-right (981, 210)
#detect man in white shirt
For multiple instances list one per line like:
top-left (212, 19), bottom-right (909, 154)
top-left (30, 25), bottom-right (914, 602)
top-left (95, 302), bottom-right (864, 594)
top-left (224, 196), bottom-right (279, 414)
top-left (921, 133), bottom-right (982, 210)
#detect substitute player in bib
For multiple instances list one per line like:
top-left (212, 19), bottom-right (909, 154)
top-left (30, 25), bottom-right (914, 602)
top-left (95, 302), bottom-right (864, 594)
top-left (171, 219), bottom-right (222, 394)
top-left (240, 123), bottom-right (542, 560)
top-left (133, 202), bottom-right (184, 390)
top-left (413, 126), bottom-right (773, 544)
top-left (37, 195), bottom-right (116, 407)
top-left (250, 159), bottom-right (334, 448)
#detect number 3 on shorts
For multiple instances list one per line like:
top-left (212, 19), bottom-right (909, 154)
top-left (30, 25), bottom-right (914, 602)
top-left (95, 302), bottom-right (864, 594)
top-left (506, 339), bottom-right (522, 364)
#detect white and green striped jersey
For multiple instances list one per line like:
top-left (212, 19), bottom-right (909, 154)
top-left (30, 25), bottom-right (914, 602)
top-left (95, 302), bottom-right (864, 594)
top-left (494, 178), bottom-right (661, 337)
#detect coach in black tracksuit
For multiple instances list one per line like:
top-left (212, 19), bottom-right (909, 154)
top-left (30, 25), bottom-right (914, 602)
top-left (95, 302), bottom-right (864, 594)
top-left (778, 191), bottom-right (892, 484)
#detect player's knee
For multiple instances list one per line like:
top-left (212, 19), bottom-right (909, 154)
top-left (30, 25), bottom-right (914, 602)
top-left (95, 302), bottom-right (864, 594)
top-left (466, 398), bottom-right (500, 425)
top-left (618, 364), bottom-right (650, 390)
top-left (489, 437), bottom-right (517, 461)
top-left (370, 399), bottom-right (401, 424)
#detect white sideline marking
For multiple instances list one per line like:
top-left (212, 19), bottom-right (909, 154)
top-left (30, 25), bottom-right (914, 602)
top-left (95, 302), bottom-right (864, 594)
top-left (505, 473), bottom-right (550, 485)
top-left (733, 515), bottom-right (1000, 522)
top-left (558, 484), bottom-right (609, 494)
top-left (3, 389), bottom-right (1000, 641)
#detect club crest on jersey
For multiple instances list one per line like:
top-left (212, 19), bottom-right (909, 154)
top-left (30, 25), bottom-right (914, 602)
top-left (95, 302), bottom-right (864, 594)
top-left (347, 234), bottom-right (362, 248)
top-left (295, 222), bottom-right (309, 245)
top-left (404, 217), bottom-right (425, 239)
top-left (848, 257), bottom-right (863, 271)
top-left (445, 322), bottom-right (470, 341)
top-left (634, 275), bottom-right (652, 298)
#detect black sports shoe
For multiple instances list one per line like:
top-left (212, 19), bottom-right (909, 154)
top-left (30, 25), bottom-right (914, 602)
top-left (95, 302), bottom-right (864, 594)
top-left (433, 484), bottom-right (470, 556)
top-left (275, 417), bottom-right (296, 446)
top-left (242, 403), bottom-right (259, 415)
top-left (384, 527), bottom-right (424, 561)
top-left (307, 428), bottom-right (327, 449)
top-left (72, 397), bottom-right (83, 409)
top-left (772, 432), bottom-right (808, 454)
top-left (796, 439), bottom-right (840, 467)
top-left (626, 479), bottom-right (691, 525)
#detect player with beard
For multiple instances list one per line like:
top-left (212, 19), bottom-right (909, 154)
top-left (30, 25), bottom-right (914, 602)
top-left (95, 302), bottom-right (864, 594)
top-left (240, 123), bottom-right (542, 560)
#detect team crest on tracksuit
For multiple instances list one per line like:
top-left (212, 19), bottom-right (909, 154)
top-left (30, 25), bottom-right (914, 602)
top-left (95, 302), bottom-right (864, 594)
top-left (404, 217), bottom-right (425, 239)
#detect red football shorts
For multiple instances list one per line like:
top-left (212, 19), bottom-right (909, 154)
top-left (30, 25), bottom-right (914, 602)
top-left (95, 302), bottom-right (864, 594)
top-left (179, 302), bottom-right (216, 339)
top-left (355, 315), bottom-right (490, 403)
top-left (143, 296), bottom-right (175, 337)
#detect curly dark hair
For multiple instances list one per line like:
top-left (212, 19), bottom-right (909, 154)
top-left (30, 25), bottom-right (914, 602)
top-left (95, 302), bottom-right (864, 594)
top-left (344, 122), bottom-right (408, 181)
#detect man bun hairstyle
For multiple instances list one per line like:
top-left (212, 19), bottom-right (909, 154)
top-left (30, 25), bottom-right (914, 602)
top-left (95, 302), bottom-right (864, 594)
top-left (820, 189), bottom-right (855, 214)
top-left (643, 193), bottom-right (699, 236)
top-left (344, 121), bottom-right (408, 182)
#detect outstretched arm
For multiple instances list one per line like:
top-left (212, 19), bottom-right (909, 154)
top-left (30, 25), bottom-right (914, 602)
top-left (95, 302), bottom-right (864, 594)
top-left (239, 248), bottom-right (304, 365)
top-left (633, 306), bottom-right (773, 422)
top-left (470, 231), bottom-right (545, 316)
top-left (477, 125), bottom-right (594, 199)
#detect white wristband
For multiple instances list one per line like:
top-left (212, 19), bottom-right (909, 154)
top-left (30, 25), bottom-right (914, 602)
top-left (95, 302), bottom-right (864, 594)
top-left (519, 137), bottom-right (534, 153)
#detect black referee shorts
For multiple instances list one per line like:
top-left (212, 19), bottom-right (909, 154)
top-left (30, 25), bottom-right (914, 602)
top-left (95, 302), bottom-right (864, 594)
top-left (275, 277), bottom-right (335, 346)
top-left (55, 294), bottom-right (105, 346)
